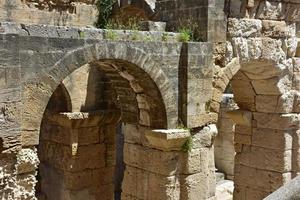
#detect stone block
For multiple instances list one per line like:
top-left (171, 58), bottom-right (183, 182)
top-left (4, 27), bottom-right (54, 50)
top-left (192, 124), bottom-right (218, 148)
top-left (123, 124), bottom-right (149, 145)
top-left (257, 1), bottom-right (286, 20)
top-left (123, 142), bottom-right (181, 176)
top-left (145, 129), bottom-right (190, 151)
top-left (228, 18), bottom-right (262, 38)
top-left (227, 110), bottom-right (252, 126)
top-left (179, 147), bottom-right (213, 175)
top-left (122, 166), bottom-right (180, 200)
top-left (252, 128), bottom-right (293, 150)
top-left (253, 113), bottom-right (300, 130)
top-left (139, 21), bottom-right (166, 31)
top-left (235, 165), bottom-right (291, 191)
top-left (262, 20), bottom-right (289, 37)
top-left (180, 170), bottom-right (215, 200)
top-left (235, 133), bottom-right (252, 145)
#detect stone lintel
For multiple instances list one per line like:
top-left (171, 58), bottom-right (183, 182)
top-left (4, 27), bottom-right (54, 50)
top-left (145, 129), bottom-right (190, 151)
top-left (44, 110), bottom-right (121, 128)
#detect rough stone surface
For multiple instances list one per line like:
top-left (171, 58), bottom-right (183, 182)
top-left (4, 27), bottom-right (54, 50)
top-left (1, 0), bottom-right (300, 200)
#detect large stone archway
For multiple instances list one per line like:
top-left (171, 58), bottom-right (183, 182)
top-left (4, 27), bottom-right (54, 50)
top-left (21, 42), bottom-right (178, 148)
top-left (28, 46), bottom-right (176, 199)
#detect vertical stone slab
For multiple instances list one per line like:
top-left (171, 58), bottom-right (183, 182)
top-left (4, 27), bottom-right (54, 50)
top-left (185, 43), bottom-right (215, 128)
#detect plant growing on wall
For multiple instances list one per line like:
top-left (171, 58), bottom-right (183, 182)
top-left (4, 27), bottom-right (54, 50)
top-left (177, 18), bottom-right (203, 42)
top-left (105, 29), bottom-right (118, 40)
top-left (106, 16), bottom-right (141, 30)
top-left (181, 136), bottom-right (193, 152)
top-left (95, 0), bottom-right (116, 28)
top-left (177, 28), bottom-right (192, 42)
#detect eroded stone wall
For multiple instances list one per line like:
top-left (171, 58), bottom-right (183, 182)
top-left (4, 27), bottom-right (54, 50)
top-left (0, 0), bottom-right (97, 27)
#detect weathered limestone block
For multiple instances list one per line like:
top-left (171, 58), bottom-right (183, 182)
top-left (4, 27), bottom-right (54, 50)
top-left (252, 128), bottom-right (293, 150)
top-left (255, 93), bottom-right (295, 113)
top-left (123, 124), bottom-right (149, 145)
top-left (179, 147), bottom-right (213, 175)
top-left (294, 92), bottom-right (300, 112)
top-left (253, 113), bottom-right (300, 130)
top-left (251, 76), bottom-right (292, 95)
top-left (228, 18), bottom-right (262, 38)
top-left (234, 185), bottom-right (269, 200)
top-left (123, 142), bottom-right (181, 176)
top-left (257, 1), bottom-right (286, 20)
top-left (145, 129), bottom-right (190, 151)
top-left (192, 124), bottom-right (218, 148)
top-left (285, 3), bottom-right (300, 22)
top-left (139, 21), bottom-right (166, 31)
top-left (235, 165), bottom-right (291, 192)
top-left (283, 37), bottom-right (298, 57)
top-left (122, 166), bottom-right (180, 200)
top-left (227, 110), bottom-right (252, 126)
top-left (262, 20), bottom-right (292, 38)
top-left (261, 37), bottom-right (285, 63)
top-left (0, 0), bottom-right (98, 27)
top-left (180, 170), bottom-right (215, 200)
top-left (16, 148), bottom-right (39, 175)
top-left (235, 146), bottom-right (292, 172)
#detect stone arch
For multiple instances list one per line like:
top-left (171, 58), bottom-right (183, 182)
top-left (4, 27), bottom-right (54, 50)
top-left (21, 42), bottom-right (177, 146)
top-left (211, 52), bottom-right (300, 199)
top-left (45, 84), bottom-right (72, 112)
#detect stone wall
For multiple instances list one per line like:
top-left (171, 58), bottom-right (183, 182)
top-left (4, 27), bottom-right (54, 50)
top-left (215, 94), bottom-right (237, 180)
top-left (155, 0), bottom-right (226, 42)
top-left (0, 0), bottom-right (98, 27)
top-left (38, 111), bottom-right (120, 200)
top-left (0, 22), bottom-right (215, 199)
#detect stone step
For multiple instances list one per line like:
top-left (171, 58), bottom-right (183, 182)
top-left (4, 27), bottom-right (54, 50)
top-left (216, 172), bottom-right (225, 183)
top-left (216, 180), bottom-right (234, 200)
top-left (296, 39), bottom-right (300, 57)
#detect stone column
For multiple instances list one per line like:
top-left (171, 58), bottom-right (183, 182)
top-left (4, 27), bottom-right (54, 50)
top-left (121, 126), bottom-right (188, 200)
top-left (38, 110), bottom-right (120, 200)
top-left (121, 124), bottom-right (218, 200)
top-left (179, 124), bottom-right (218, 200)
top-left (228, 111), bottom-right (300, 199)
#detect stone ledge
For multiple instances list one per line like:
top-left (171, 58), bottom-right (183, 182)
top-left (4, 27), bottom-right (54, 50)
top-left (0, 22), bottom-right (180, 42)
top-left (44, 110), bottom-right (121, 128)
top-left (145, 129), bottom-right (190, 151)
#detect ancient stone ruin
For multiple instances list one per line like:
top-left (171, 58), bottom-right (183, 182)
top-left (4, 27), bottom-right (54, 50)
top-left (0, 0), bottom-right (300, 200)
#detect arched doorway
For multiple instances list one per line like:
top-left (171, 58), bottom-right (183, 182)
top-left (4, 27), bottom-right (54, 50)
top-left (27, 45), bottom-right (174, 199)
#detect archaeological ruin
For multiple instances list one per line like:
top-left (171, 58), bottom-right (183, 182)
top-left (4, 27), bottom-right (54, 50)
top-left (0, 0), bottom-right (300, 199)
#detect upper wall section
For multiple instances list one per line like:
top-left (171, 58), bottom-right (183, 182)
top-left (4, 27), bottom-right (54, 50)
top-left (156, 0), bottom-right (226, 42)
top-left (0, 0), bottom-right (98, 27)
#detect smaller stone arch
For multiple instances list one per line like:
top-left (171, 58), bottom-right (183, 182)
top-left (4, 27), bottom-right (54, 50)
top-left (211, 52), bottom-right (300, 199)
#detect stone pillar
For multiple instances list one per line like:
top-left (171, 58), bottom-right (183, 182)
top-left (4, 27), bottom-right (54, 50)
top-left (38, 110), bottom-right (120, 200)
top-left (179, 124), bottom-right (218, 200)
top-left (121, 124), bottom-right (218, 200)
top-left (228, 111), bottom-right (299, 199)
top-left (121, 126), bottom-right (187, 200)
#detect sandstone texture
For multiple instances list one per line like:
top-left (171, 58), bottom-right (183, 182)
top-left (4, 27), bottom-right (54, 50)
top-left (0, 0), bottom-right (300, 200)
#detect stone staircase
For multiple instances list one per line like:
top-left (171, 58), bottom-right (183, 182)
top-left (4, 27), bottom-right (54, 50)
top-left (215, 172), bottom-right (234, 200)
top-left (296, 24), bottom-right (300, 57)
